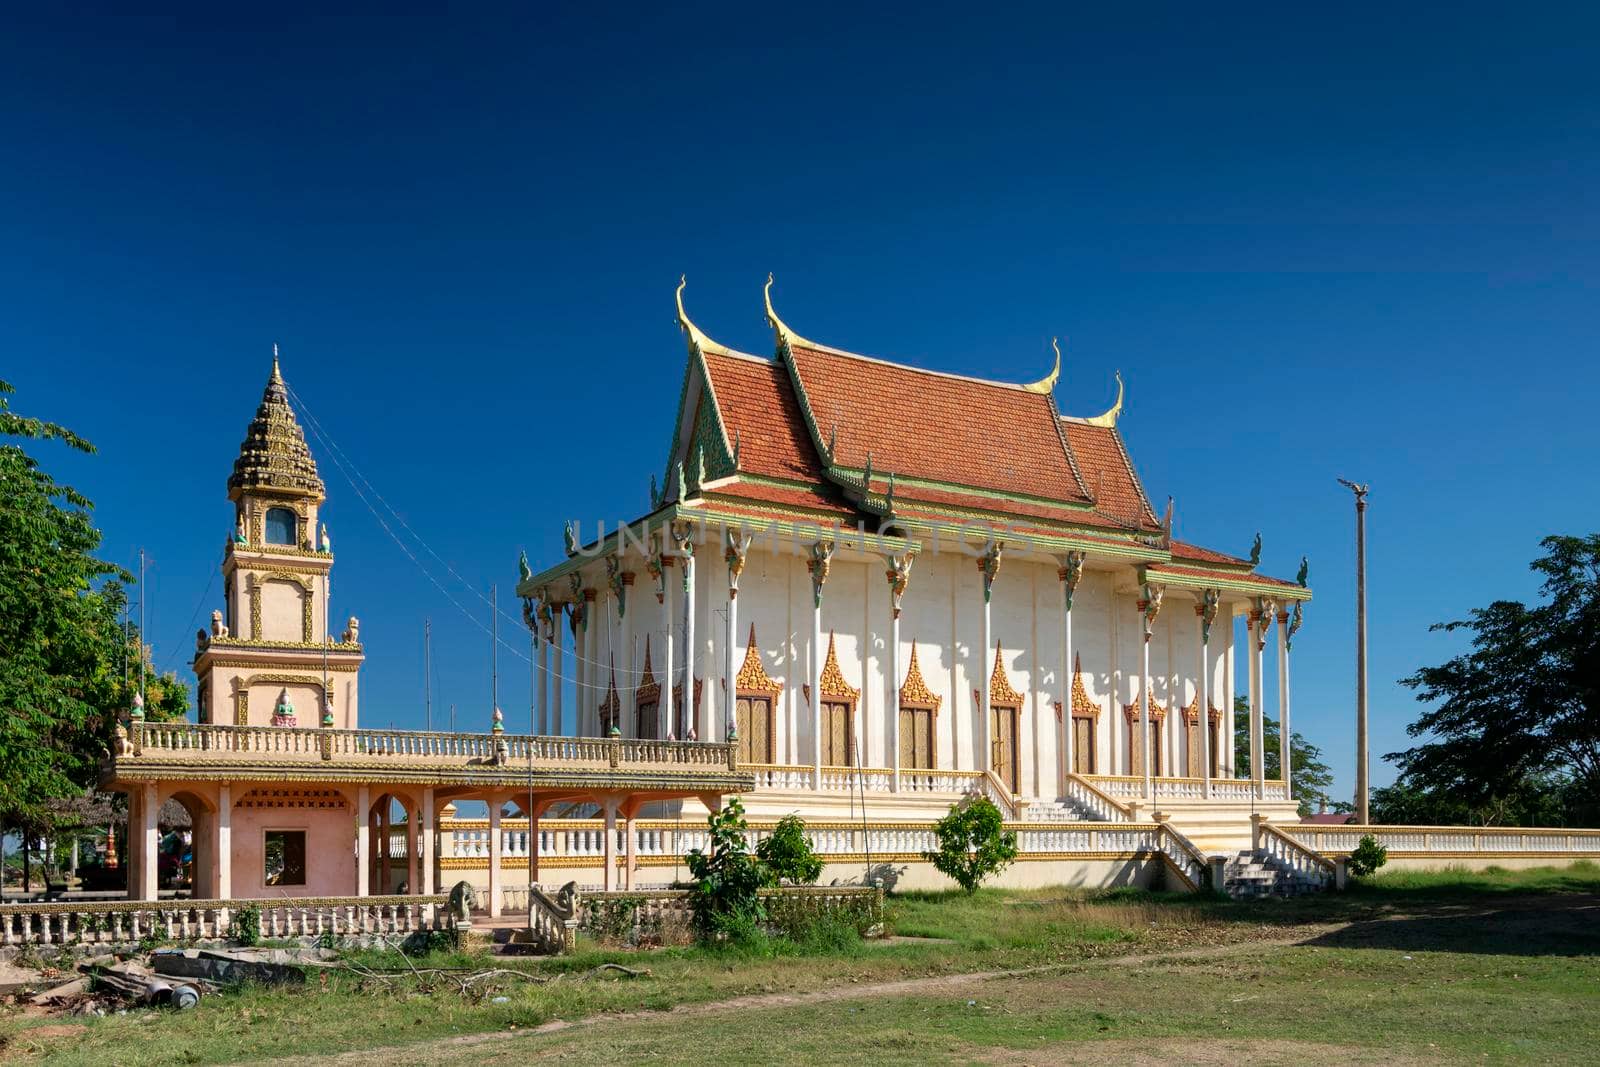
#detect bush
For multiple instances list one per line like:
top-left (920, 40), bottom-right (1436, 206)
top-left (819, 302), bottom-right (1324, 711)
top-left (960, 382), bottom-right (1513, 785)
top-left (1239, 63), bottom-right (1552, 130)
top-left (923, 797), bottom-right (1018, 894)
top-left (756, 814), bottom-right (823, 885)
top-left (1349, 834), bottom-right (1389, 877)
top-left (685, 797), bottom-right (768, 941)
top-left (228, 903), bottom-right (262, 946)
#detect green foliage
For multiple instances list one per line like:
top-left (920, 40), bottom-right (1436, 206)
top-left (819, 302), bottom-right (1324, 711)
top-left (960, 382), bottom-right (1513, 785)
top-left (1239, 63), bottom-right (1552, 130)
top-left (229, 903), bottom-right (263, 946)
top-left (583, 896), bottom-right (643, 944)
top-left (1232, 697), bottom-right (1335, 816)
top-left (0, 380), bottom-right (187, 835)
top-left (754, 814), bottom-right (823, 885)
top-left (923, 797), bottom-right (1018, 894)
top-left (1348, 834), bottom-right (1389, 878)
top-left (684, 797), bottom-right (767, 941)
top-left (1392, 535), bottom-right (1600, 827)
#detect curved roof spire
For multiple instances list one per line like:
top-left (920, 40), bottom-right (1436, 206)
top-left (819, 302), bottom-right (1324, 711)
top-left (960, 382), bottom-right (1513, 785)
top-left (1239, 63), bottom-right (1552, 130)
top-left (675, 275), bottom-right (730, 356)
top-left (1022, 337), bottom-right (1062, 394)
top-left (764, 273), bottom-right (814, 350)
top-left (1083, 370), bottom-right (1124, 427)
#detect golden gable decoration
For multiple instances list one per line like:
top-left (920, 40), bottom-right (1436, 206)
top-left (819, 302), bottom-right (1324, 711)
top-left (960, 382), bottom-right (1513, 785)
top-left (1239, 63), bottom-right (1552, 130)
top-left (819, 631), bottom-right (859, 702)
top-left (1053, 652), bottom-right (1101, 721)
top-left (599, 657), bottom-right (621, 732)
top-left (1181, 693), bottom-right (1222, 723)
top-left (1123, 695), bottom-right (1169, 721)
top-left (988, 642), bottom-right (1024, 707)
top-left (735, 622), bottom-right (783, 694)
top-left (899, 642), bottom-right (941, 711)
top-left (635, 636), bottom-right (660, 706)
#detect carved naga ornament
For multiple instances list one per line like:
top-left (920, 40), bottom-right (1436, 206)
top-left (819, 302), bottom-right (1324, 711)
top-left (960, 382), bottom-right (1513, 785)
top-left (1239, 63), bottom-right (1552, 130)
top-left (724, 527), bottom-right (750, 597)
top-left (807, 538), bottom-right (836, 608)
top-left (885, 551), bottom-right (914, 619)
top-left (1058, 550), bottom-right (1087, 610)
top-left (1139, 582), bottom-right (1165, 643)
top-left (978, 540), bottom-right (1004, 603)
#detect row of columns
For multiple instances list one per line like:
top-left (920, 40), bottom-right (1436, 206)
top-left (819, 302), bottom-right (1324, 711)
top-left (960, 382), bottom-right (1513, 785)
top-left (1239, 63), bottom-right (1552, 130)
top-left (525, 528), bottom-right (1300, 803)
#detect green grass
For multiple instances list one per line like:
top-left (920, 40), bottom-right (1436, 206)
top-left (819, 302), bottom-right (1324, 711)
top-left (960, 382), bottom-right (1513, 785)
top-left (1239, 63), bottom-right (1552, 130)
top-left (3, 863), bottom-right (1599, 1065)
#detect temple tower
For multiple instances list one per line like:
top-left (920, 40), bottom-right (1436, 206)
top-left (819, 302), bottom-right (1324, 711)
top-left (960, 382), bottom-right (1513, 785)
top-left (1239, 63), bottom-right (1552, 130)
top-left (192, 353), bottom-right (364, 729)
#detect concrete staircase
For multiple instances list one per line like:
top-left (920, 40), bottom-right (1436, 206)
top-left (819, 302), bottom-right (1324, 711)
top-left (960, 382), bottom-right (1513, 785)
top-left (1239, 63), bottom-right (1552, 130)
top-left (1221, 849), bottom-right (1328, 899)
top-left (1022, 797), bottom-right (1110, 822)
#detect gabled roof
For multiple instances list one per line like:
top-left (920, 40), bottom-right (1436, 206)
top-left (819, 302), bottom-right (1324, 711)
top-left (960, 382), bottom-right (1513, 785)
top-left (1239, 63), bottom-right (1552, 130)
top-left (1059, 420), bottom-right (1158, 530)
top-left (785, 340), bottom-right (1093, 508)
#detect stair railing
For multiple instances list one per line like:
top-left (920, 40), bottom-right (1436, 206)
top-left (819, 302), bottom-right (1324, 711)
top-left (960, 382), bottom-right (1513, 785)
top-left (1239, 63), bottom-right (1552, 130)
top-left (1064, 773), bottom-right (1136, 823)
top-left (1257, 823), bottom-right (1336, 889)
top-left (1153, 820), bottom-right (1209, 891)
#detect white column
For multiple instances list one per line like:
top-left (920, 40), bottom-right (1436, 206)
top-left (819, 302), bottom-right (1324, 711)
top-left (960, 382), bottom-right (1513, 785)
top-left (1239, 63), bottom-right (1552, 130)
top-left (354, 785), bottom-right (368, 897)
top-left (624, 812), bottom-right (636, 891)
top-left (727, 577), bottom-right (739, 747)
top-left (537, 608), bottom-right (550, 735)
top-left (420, 788), bottom-right (436, 895)
top-left (1277, 607), bottom-right (1292, 796)
top-left (217, 783), bottom-right (233, 900)
top-left (662, 558), bottom-right (675, 739)
top-left (552, 603), bottom-right (566, 736)
top-left (682, 543), bottom-right (700, 741)
top-left (405, 803), bottom-right (418, 893)
top-left (1197, 591), bottom-right (1218, 800)
top-left (977, 543), bottom-right (1000, 784)
top-left (140, 782), bottom-right (159, 901)
top-left (487, 799), bottom-right (502, 917)
top-left (1140, 623), bottom-right (1153, 801)
top-left (889, 603), bottom-right (901, 791)
top-left (583, 590), bottom-right (598, 735)
top-left (618, 573), bottom-right (633, 737)
top-left (811, 594), bottom-right (823, 781)
top-left (1224, 617), bottom-right (1237, 778)
top-left (1249, 602), bottom-right (1266, 799)
top-left (1058, 552), bottom-right (1082, 786)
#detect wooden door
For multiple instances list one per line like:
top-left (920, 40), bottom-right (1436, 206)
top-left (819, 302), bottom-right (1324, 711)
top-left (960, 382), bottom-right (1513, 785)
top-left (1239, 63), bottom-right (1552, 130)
top-left (737, 695), bottom-right (773, 764)
top-left (899, 708), bottom-right (933, 769)
top-left (991, 705), bottom-right (1019, 793)
top-left (822, 701), bottom-right (853, 766)
top-left (1072, 717), bottom-right (1095, 774)
top-left (636, 700), bottom-right (658, 740)
top-left (1129, 716), bottom-right (1162, 777)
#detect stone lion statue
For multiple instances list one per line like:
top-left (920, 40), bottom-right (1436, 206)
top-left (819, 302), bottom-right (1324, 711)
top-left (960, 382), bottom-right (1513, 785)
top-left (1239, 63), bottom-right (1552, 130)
top-left (448, 880), bottom-right (477, 923)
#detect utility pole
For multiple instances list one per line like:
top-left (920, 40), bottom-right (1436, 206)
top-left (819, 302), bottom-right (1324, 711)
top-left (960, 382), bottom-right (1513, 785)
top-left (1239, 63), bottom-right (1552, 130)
top-left (424, 618), bottom-right (432, 732)
top-left (138, 548), bottom-right (147, 703)
top-left (1339, 479), bottom-right (1370, 824)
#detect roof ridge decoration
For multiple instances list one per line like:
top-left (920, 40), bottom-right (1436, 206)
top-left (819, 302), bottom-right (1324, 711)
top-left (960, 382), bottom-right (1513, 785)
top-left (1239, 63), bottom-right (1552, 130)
top-left (229, 349), bottom-right (325, 501)
top-left (675, 275), bottom-right (733, 357)
top-left (1081, 371), bottom-right (1124, 427)
top-left (988, 642), bottom-right (1025, 706)
top-left (818, 630), bottom-right (860, 702)
top-left (734, 622), bottom-right (784, 693)
top-left (1021, 337), bottom-right (1062, 394)
top-left (899, 642), bottom-right (941, 711)
top-left (764, 272), bottom-right (816, 352)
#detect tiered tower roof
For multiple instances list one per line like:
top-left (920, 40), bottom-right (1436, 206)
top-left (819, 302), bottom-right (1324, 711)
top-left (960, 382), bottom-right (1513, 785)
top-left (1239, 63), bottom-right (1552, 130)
top-left (229, 352), bottom-right (324, 501)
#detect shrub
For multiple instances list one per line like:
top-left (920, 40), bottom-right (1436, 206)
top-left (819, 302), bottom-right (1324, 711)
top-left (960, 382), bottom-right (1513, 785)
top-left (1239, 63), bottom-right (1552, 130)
top-left (228, 903), bottom-right (262, 946)
top-left (685, 797), bottom-right (767, 941)
top-left (1349, 834), bottom-right (1389, 877)
top-left (923, 797), bottom-right (1018, 894)
top-left (756, 815), bottom-right (823, 885)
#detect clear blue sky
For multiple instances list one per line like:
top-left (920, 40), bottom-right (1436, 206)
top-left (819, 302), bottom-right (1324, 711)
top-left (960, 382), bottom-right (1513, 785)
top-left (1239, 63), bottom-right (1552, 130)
top-left (6, 6), bottom-right (1597, 802)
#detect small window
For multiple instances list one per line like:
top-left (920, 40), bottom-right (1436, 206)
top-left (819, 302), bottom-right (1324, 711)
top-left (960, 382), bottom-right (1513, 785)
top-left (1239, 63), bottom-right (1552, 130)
top-left (264, 507), bottom-right (298, 546)
top-left (264, 830), bottom-right (307, 886)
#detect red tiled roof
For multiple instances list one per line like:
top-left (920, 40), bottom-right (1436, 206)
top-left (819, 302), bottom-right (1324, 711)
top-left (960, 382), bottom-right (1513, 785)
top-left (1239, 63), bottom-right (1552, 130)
top-left (702, 480), bottom-right (857, 518)
top-left (1171, 540), bottom-right (1250, 566)
top-left (1300, 813), bottom-right (1355, 825)
top-left (887, 483), bottom-right (1132, 530)
top-left (1060, 421), bottom-right (1158, 530)
top-left (701, 351), bottom-right (821, 482)
top-left (786, 343), bottom-right (1092, 506)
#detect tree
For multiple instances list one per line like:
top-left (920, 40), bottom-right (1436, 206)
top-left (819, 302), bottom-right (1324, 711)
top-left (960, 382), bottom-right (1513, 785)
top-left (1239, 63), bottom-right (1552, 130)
top-left (923, 797), bottom-right (1018, 894)
top-left (1392, 535), bottom-right (1600, 827)
top-left (683, 797), bottom-right (767, 940)
top-left (755, 814), bottom-right (822, 885)
top-left (0, 380), bottom-right (187, 843)
top-left (1231, 696), bottom-right (1335, 816)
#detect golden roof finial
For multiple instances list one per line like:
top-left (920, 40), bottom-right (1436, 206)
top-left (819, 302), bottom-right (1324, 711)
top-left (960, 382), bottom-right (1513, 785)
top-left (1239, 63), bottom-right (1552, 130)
top-left (764, 272), bottom-right (813, 350)
top-left (1022, 337), bottom-right (1062, 394)
top-left (675, 275), bottom-right (728, 356)
top-left (1083, 370), bottom-right (1124, 427)
top-left (271, 343), bottom-right (282, 382)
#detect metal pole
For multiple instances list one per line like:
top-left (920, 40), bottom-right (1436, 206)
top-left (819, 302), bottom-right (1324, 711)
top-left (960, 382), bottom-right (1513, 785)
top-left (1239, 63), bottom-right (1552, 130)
top-left (424, 618), bottom-right (432, 732)
top-left (1340, 479), bottom-right (1370, 824)
top-left (138, 548), bottom-right (146, 702)
top-left (492, 584), bottom-right (499, 717)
